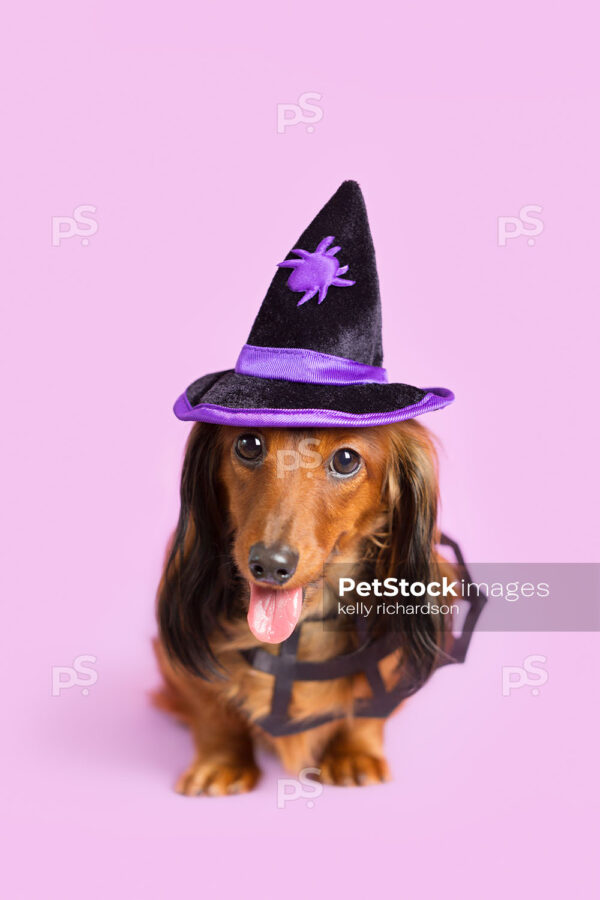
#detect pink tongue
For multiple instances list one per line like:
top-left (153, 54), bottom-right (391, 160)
top-left (247, 584), bottom-right (303, 643)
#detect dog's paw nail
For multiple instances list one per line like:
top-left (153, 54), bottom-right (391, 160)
top-left (175, 761), bottom-right (260, 797)
top-left (318, 751), bottom-right (391, 787)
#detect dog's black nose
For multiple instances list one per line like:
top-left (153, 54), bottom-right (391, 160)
top-left (249, 542), bottom-right (299, 585)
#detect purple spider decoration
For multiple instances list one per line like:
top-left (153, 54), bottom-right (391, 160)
top-left (277, 236), bottom-right (355, 306)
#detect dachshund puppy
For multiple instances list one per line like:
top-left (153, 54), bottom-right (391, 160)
top-left (154, 420), bottom-right (450, 795)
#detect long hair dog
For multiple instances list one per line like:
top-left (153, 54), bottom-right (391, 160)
top-left (154, 420), bottom-right (450, 795)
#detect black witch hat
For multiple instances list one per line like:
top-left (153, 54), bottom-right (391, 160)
top-left (174, 181), bottom-right (453, 427)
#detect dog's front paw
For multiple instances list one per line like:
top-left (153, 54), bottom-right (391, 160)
top-left (317, 750), bottom-right (391, 787)
top-left (175, 758), bottom-right (260, 797)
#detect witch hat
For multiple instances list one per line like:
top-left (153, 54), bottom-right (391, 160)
top-left (174, 181), bottom-right (454, 427)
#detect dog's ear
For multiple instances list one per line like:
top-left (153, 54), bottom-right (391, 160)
top-left (373, 420), bottom-right (442, 684)
top-left (157, 423), bottom-right (238, 676)
top-left (380, 420), bottom-right (439, 584)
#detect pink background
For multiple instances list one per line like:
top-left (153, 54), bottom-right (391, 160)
top-left (2, 2), bottom-right (598, 898)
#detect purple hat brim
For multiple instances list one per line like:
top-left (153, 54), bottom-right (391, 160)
top-left (173, 370), bottom-right (454, 428)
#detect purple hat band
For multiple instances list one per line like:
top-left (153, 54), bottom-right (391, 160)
top-left (235, 344), bottom-right (388, 386)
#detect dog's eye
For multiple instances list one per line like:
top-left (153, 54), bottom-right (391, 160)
top-left (330, 448), bottom-right (361, 477)
top-left (235, 433), bottom-right (264, 463)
